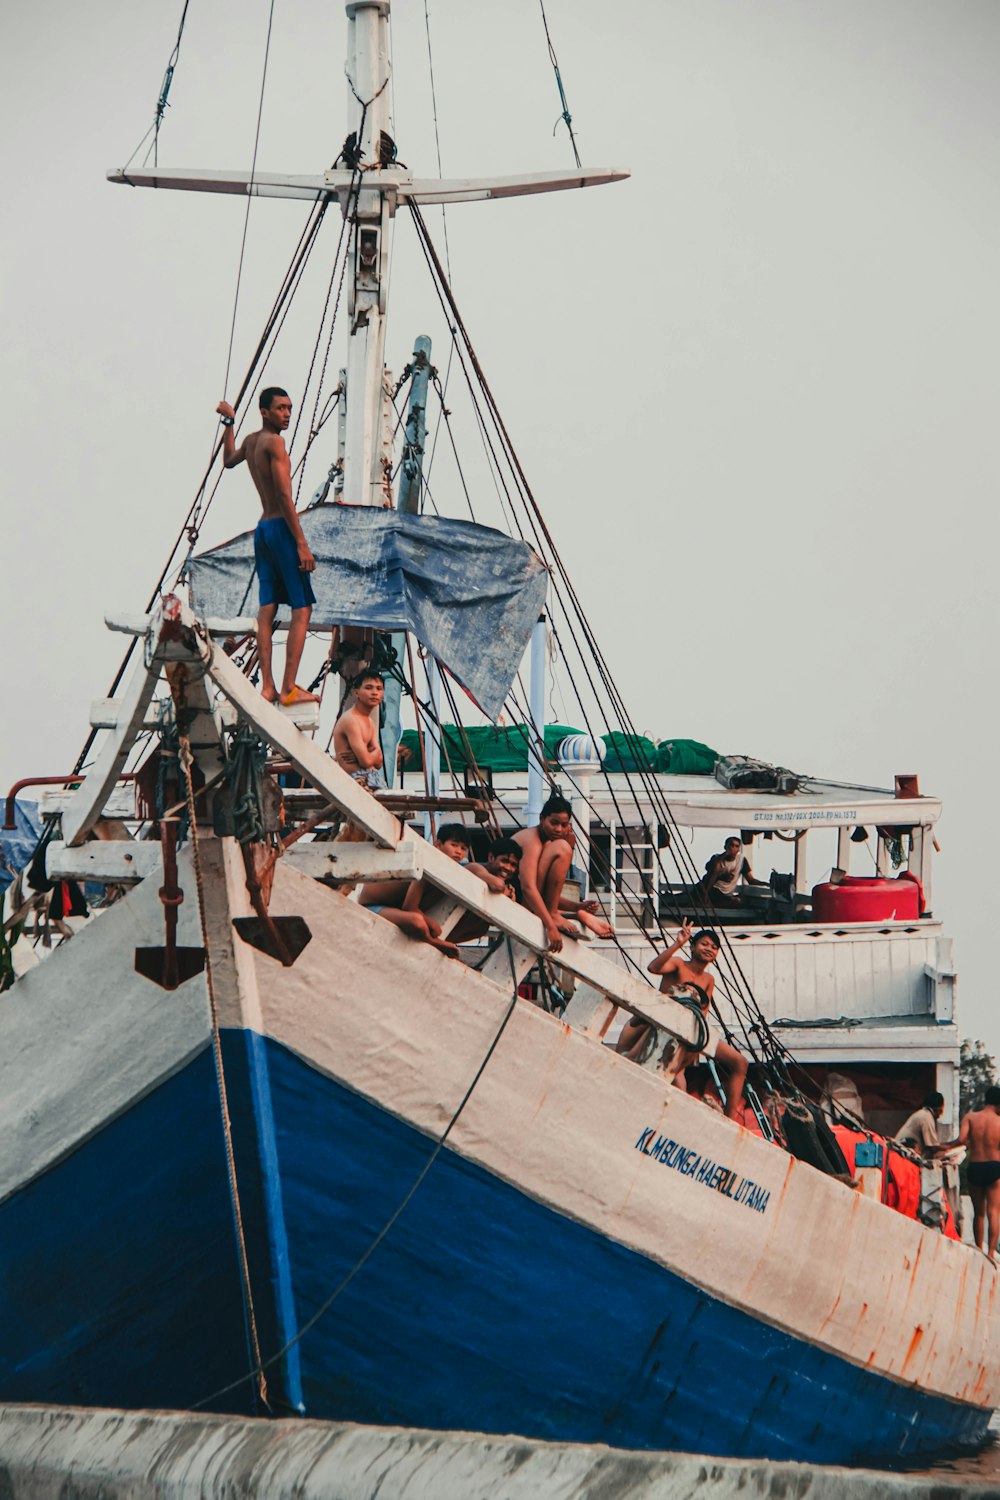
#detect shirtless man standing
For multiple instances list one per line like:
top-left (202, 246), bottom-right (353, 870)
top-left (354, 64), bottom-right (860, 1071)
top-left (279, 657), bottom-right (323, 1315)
top-left (616, 924), bottom-right (748, 1121)
top-left (944, 1086), bottom-right (1000, 1261)
top-left (332, 671), bottom-right (386, 790)
top-left (513, 793), bottom-right (613, 953)
top-left (216, 388), bottom-right (318, 707)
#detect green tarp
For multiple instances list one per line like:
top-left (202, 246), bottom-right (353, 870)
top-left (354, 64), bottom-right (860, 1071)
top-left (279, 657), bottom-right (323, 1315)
top-left (398, 724), bottom-right (582, 774)
top-left (600, 731), bottom-right (658, 774)
top-left (654, 738), bottom-right (718, 775)
top-left (397, 726), bottom-right (719, 775)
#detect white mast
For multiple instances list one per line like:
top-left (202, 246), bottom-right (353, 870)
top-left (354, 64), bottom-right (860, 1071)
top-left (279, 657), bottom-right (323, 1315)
top-left (108, 4), bottom-right (629, 515)
top-left (343, 0), bottom-right (394, 507)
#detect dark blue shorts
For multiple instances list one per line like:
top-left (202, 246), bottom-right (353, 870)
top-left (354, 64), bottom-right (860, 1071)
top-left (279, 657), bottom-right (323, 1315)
top-left (254, 517), bottom-right (317, 610)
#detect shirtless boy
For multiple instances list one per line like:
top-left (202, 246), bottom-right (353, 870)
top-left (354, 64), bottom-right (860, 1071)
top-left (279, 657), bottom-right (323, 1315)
top-left (445, 837), bottom-right (524, 945)
top-left (216, 387), bottom-right (318, 707)
top-left (944, 1086), bottom-right (1000, 1261)
top-left (358, 824), bottom-right (471, 957)
top-left (617, 924), bottom-right (748, 1121)
top-left (333, 671), bottom-right (386, 790)
top-left (514, 793), bottom-right (613, 953)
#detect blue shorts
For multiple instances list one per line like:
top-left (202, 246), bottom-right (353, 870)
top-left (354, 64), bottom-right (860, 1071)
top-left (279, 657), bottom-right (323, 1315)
top-left (254, 517), bottom-right (316, 611)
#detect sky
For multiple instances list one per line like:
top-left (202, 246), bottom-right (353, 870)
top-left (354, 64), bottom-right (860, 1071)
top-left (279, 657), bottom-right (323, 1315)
top-left (2, 1), bottom-right (999, 1042)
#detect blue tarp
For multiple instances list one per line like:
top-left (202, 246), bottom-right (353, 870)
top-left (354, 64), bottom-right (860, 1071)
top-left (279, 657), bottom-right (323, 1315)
top-left (189, 506), bottom-right (548, 721)
top-left (0, 799), bottom-right (41, 895)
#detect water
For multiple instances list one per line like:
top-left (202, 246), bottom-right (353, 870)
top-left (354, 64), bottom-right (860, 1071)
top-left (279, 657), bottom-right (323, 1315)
top-left (912, 1413), bottom-right (1000, 1482)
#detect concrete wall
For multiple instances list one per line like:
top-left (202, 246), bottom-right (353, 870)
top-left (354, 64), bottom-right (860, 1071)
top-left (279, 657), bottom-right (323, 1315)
top-left (0, 1406), bottom-right (994, 1500)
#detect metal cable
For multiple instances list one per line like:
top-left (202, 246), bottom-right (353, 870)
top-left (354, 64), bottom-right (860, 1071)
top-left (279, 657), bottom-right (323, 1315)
top-left (222, 0), bottom-right (277, 396)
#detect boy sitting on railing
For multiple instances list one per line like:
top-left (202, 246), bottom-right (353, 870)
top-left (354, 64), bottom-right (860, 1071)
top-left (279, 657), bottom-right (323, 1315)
top-left (357, 823), bottom-right (471, 958)
top-left (617, 924), bottom-right (748, 1122)
top-left (514, 793), bottom-right (613, 953)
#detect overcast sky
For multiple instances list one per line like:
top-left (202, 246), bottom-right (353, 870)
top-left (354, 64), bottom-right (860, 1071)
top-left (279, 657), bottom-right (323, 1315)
top-left (3, 1), bottom-right (999, 1042)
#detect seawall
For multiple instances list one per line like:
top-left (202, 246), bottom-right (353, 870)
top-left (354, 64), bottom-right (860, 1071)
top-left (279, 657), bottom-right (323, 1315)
top-left (0, 1406), bottom-right (994, 1499)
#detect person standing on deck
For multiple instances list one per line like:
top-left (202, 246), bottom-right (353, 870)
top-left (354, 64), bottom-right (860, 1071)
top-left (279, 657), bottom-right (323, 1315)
top-left (514, 793), bottom-right (613, 953)
top-left (942, 1088), bottom-right (1000, 1262)
top-left (216, 388), bottom-right (318, 707)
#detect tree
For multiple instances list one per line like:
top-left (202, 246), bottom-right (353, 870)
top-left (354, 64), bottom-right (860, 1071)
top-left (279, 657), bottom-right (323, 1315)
top-left (959, 1038), bottom-right (999, 1116)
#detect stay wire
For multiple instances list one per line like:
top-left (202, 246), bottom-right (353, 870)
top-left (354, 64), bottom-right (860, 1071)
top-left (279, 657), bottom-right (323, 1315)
top-left (222, 0), bottom-right (277, 398)
top-left (424, 246), bottom-right (771, 1059)
top-left (190, 940), bottom-right (524, 1412)
top-left (409, 201), bottom-right (777, 1061)
top-left (423, 0), bottom-right (453, 283)
top-left (412, 203), bottom-right (686, 978)
top-left (71, 198), bottom-right (328, 778)
top-left (289, 183), bottom-right (357, 502)
top-left (118, 0), bottom-right (190, 174)
top-left (537, 0), bottom-right (582, 169)
top-left (152, 0), bottom-right (191, 166)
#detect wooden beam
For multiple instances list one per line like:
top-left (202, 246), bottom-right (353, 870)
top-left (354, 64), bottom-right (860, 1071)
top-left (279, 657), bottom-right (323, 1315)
top-left (176, 605), bottom-right (702, 1045)
top-left (46, 841), bottom-right (161, 885)
top-left (40, 787), bottom-right (136, 821)
top-left (62, 617), bottom-right (165, 847)
top-left (284, 844), bottom-right (423, 884)
top-left (90, 698), bottom-right (168, 730)
top-left (189, 605), bottom-right (402, 850)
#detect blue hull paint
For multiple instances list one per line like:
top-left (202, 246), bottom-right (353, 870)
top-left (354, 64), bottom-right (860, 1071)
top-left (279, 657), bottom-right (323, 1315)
top-left (0, 1047), bottom-right (259, 1413)
top-left (259, 1037), bottom-right (988, 1464)
top-left (0, 1033), bottom-right (990, 1463)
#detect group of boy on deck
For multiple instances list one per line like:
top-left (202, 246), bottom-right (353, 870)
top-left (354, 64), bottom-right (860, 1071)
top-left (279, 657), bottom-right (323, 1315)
top-left (336, 715), bottom-right (748, 1118)
top-left (218, 385), bottom-right (747, 1114)
top-left (219, 387), bottom-right (1000, 1241)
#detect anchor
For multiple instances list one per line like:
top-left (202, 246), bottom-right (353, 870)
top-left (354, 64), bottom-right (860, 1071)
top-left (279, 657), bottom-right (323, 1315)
top-left (223, 724), bottom-right (311, 966)
top-left (232, 840), bottom-right (311, 966)
top-left (134, 815), bottom-right (207, 990)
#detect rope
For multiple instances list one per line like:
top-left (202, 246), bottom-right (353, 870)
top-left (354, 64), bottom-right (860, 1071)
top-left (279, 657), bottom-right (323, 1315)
top-left (290, 196), bottom-right (355, 499)
top-left (407, 200), bottom-right (796, 1076)
top-left (222, 0), bottom-right (277, 398)
top-left (179, 734), bottom-right (269, 1411)
top-left (70, 198), bottom-right (329, 780)
top-left (423, 0), bottom-right (454, 283)
top-left (537, 0), bottom-right (582, 169)
top-left (119, 0), bottom-right (191, 174)
top-left (191, 936), bottom-right (524, 1412)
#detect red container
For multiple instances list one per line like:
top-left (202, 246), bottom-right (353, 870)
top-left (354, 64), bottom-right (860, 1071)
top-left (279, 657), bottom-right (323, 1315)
top-left (811, 876), bottom-right (921, 923)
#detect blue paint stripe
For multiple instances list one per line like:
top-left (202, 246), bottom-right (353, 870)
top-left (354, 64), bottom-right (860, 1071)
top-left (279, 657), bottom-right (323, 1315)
top-left (239, 1030), bottom-right (304, 1412)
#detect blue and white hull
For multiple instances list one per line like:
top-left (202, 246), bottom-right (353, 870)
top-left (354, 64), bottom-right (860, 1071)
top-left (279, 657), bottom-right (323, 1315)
top-left (1, 843), bottom-right (996, 1464)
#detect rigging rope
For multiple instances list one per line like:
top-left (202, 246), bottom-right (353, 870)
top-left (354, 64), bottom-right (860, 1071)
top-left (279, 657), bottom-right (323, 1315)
top-left (290, 186), bottom-right (356, 499)
top-left (537, 0), bottom-right (582, 169)
top-left (222, 0), bottom-right (277, 398)
top-left (119, 0), bottom-right (192, 174)
top-left (71, 199), bottom-right (330, 780)
top-left (407, 200), bottom-right (794, 1076)
top-left (423, 0), bottom-right (454, 283)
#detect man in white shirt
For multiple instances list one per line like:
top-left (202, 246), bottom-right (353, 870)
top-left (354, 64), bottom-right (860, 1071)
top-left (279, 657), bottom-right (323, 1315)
top-left (699, 836), bottom-right (765, 907)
